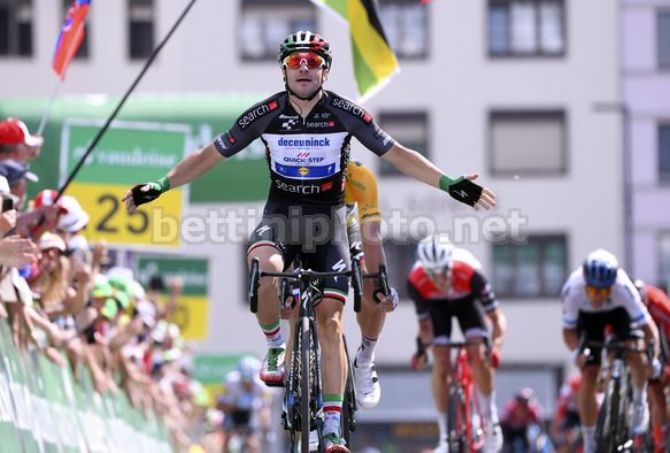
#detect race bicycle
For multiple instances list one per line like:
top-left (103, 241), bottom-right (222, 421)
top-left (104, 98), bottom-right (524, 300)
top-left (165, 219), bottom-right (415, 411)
top-left (248, 256), bottom-right (389, 452)
top-left (443, 340), bottom-right (487, 453)
top-left (582, 339), bottom-right (651, 453)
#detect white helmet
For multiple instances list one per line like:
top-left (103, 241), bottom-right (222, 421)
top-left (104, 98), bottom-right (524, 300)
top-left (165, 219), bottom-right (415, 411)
top-left (417, 234), bottom-right (454, 270)
top-left (237, 355), bottom-right (261, 381)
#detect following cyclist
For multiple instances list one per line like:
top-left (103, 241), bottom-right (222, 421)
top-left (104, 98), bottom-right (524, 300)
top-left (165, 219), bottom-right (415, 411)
top-left (561, 249), bottom-right (659, 453)
top-left (409, 235), bottom-right (506, 452)
top-left (549, 373), bottom-right (583, 453)
top-left (634, 280), bottom-right (670, 451)
top-left (124, 31), bottom-right (495, 451)
top-left (216, 356), bottom-right (271, 453)
top-left (500, 387), bottom-right (543, 452)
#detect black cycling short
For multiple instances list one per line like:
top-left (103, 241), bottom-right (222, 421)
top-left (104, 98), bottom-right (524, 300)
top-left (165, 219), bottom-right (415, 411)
top-left (247, 200), bottom-right (350, 303)
top-left (429, 296), bottom-right (487, 345)
top-left (576, 307), bottom-right (641, 366)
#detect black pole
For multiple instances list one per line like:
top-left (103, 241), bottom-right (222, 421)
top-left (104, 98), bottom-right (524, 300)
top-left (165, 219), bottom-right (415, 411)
top-left (57, 0), bottom-right (199, 199)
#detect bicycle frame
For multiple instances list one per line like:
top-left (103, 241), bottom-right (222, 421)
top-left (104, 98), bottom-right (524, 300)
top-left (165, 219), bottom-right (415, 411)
top-left (247, 257), bottom-right (389, 452)
top-left (585, 339), bottom-right (646, 453)
top-left (446, 341), bottom-right (485, 453)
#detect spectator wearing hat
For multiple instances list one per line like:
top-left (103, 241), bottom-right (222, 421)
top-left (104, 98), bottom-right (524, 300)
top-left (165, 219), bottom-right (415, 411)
top-left (0, 118), bottom-right (43, 161)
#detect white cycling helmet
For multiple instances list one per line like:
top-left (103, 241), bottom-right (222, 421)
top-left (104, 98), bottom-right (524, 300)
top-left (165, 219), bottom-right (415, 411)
top-left (417, 234), bottom-right (454, 270)
top-left (237, 355), bottom-right (261, 381)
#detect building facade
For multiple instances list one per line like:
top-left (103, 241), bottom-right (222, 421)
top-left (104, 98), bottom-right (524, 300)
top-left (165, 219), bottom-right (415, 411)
top-left (1, 0), bottom-right (624, 411)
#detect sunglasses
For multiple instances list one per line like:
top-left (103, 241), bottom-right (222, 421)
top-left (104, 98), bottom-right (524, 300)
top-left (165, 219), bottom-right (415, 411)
top-left (283, 52), bottom-right (326, 70)
top-left (586, 285), bottom-right (611, 299)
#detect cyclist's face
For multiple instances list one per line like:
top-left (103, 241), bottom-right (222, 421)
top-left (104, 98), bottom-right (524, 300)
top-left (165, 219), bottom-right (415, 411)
top-left (284, 52), bottom-right (328, 98)
top-left (586, 285), bottom-right (611, 306)
top-left (429, 267), bottom-right (452, 291)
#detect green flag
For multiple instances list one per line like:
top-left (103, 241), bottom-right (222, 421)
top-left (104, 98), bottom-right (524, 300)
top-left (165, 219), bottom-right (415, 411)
top-left (312, 0), bottom-right (400, 101)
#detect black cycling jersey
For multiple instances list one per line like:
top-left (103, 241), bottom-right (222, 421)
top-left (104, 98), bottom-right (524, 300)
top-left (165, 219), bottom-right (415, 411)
top-left (213, 90), bottom-right (395, 206)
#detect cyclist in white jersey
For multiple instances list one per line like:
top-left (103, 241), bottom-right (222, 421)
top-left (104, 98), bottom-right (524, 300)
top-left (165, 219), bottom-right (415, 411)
top-left (561, 249), bottom-right (659, 453)
top-left (124, 31), bottom-right (496, 452)
top-left (217, 356), bottom-right (270, 453)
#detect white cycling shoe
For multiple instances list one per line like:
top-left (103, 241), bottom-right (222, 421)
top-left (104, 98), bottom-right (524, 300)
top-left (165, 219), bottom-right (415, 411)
top-left (353, 358), bottom-right (381, 409)
top-left (432, 439), bottom-right (448, 453)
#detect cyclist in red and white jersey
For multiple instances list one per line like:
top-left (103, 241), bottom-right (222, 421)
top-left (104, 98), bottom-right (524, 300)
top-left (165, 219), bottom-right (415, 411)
top-left (409, 235), bottom-right (506, 453)
top-left (635, 280), bottom-right (670, 450)
top-left (561, 249), bottom-right (659, 453)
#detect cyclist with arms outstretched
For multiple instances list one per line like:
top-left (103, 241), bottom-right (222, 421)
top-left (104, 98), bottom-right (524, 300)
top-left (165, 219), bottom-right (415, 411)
top-left (409, 235), bottom-right (506, 452)
top-left (561, 249), bottom-right (659, 453)
top-left (124, 31), bottom-right (495, 452)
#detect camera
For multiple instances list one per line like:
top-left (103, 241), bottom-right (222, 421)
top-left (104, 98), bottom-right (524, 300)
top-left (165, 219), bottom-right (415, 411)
top-left (1, 194), bottom-right (15, 213)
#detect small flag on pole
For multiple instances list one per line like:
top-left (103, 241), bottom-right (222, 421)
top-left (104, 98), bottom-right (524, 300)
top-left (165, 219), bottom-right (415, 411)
top-left (311, 0), bottom-right (400, 101)
top-left (52, 0), bottom-right (92, 80)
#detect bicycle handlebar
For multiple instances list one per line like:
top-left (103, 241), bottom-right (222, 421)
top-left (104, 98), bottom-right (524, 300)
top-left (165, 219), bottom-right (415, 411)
top-left (247, 256), bottom-right (388, 314)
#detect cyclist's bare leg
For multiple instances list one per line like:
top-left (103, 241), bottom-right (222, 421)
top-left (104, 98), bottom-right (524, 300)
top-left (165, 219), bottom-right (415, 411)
top-left (247, 245), bottom-right (284, 328)
top-left (466, 338), bottom-right (499, 424)
top-left (432, 345), bottom-right (451, 445)
top-left (578, 365), bottom-right (600, 427)
top-left (625, 338), bottom-right (649, 399)
top-left (432, 345), bottom-right (451, 413)
top-left (315, 298), bottom-right (348, 435)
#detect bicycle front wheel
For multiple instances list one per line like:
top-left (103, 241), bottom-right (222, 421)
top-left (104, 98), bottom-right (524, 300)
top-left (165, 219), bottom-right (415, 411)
top-left (447, 386), bottom-right (467, 452)
top-left (300, 316), bottom-right (312, 452)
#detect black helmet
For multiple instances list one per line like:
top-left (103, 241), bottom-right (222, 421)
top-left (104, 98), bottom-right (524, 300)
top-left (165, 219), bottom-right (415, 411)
top-left (278, 31), bottom-right (332, 69)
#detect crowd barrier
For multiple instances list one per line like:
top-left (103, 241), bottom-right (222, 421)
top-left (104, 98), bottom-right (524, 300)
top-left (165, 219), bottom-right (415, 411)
top-left (0, 318), bottom-right (173, 453)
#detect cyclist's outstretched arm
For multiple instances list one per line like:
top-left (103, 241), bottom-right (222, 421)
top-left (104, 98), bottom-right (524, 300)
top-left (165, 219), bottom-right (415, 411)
top-left (123, 144), bottom-right (223, 213)
top-left (166, 144), bottom-right (224, 189)
top-left (381, 143), bottom-right (495, 210)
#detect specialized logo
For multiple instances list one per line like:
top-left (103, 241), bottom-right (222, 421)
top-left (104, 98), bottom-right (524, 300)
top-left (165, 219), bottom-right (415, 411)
top-left (305, 120), bottom-right (336, 129)
top-left (238, 100), bottom-right (279, 130)
top-left (331, 97), bottom-right (373, 124)
top-left (331, 258), bottom-right (347, 281)
top-left (277, 137), bottom-right (331, 147)
top-left (256, 225), bottom-right (272, 236)
top-left (456, 190), bottom-right (468, 199)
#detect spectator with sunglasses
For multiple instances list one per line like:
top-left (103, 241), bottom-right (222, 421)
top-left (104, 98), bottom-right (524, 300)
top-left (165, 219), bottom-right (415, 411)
top-left (561, 249), bottom-right (659, 453)
top-left (124, 30), bottom-right (496, 452)
top-left (409, 234), bottom-right (506, 453)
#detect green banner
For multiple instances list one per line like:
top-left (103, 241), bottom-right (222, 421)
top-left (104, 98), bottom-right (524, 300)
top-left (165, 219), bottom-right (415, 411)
top-left (136, 256), bottom-right (208, 296)
top-left (193, 354), bottom-right (244, 386)
top-left (62, 120), bottom-right (189, 185)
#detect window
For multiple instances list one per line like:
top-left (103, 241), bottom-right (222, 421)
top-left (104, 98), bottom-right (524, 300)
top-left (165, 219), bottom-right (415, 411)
top-left (659, 12), bottom-right (670, 68)
top-left (240, 0), bottom-right (316, 61)
top-left (378, 112), bottom-right (429, 176)
top-left (0, 0), bottom-right (34, 57)
top-left (660, 125), bottom-right (670, 182)
top-left (659, 233), bottom-right (670, 291)
top-left (61, 0), bottom-right (89, 59)
top-left (378, 0), bottom-right (429, 59)
top-left (492, 235), bottom-right (568, 298)
top-left (488, 0), bottom-right (565, 57)
top-left (489, 110), bottom-right (566, 175)
top-left (384, 239), bottom-right (418, 300)
top-left (128, 0), bottom-right (154, 60)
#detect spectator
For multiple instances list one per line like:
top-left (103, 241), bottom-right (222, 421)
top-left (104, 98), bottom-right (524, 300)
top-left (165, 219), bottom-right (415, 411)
top-left (0, 118), bottom-right (43, 161)
top-left (0, 159), bottom-right (38, 209)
